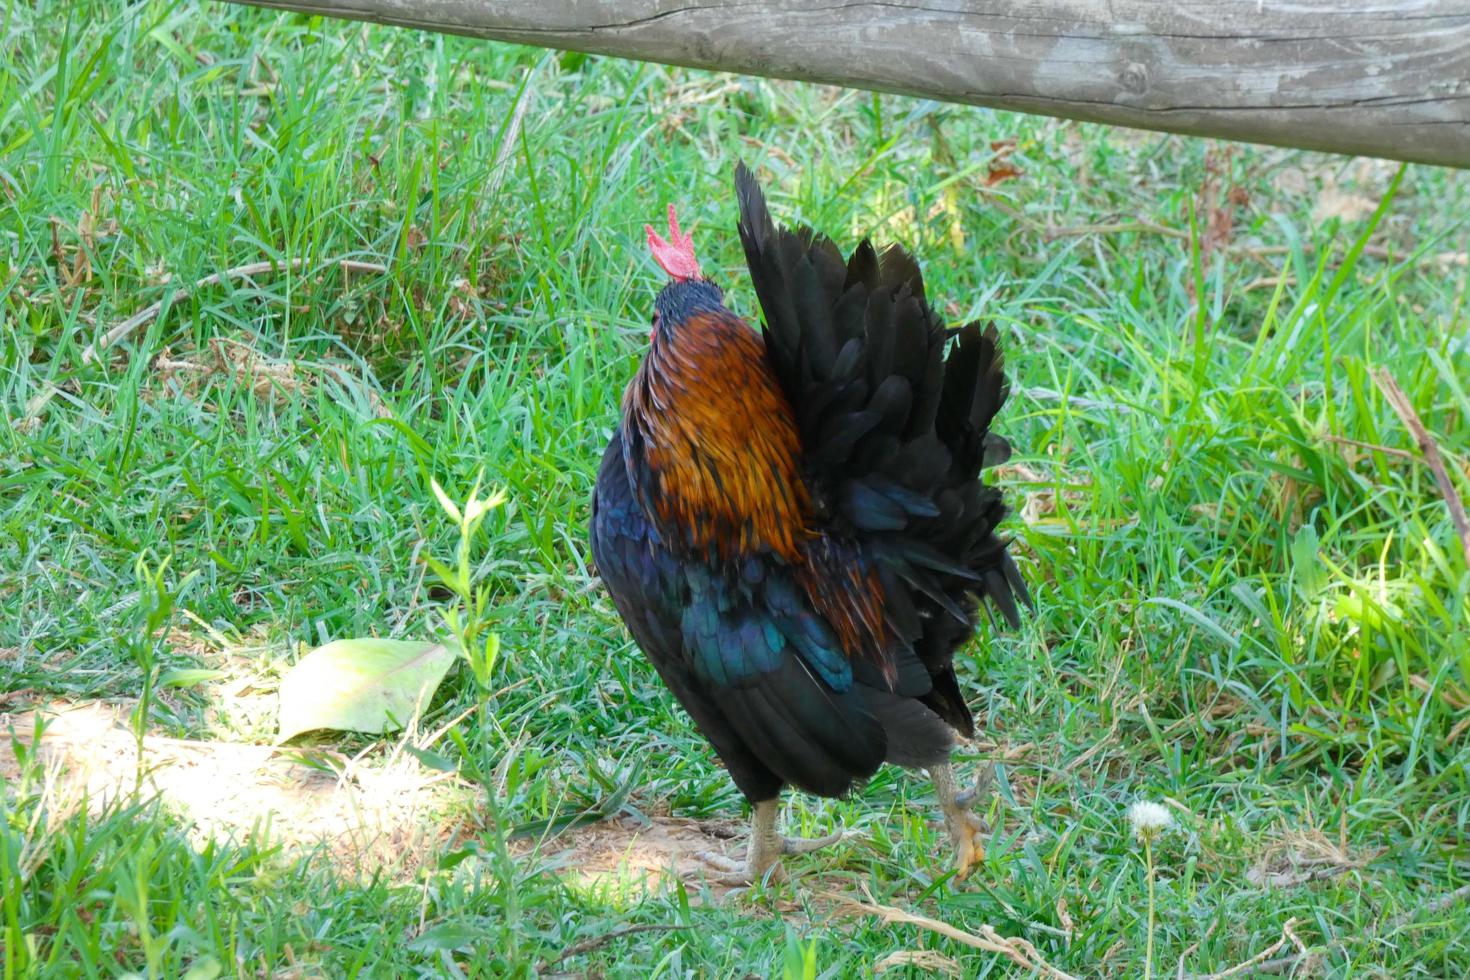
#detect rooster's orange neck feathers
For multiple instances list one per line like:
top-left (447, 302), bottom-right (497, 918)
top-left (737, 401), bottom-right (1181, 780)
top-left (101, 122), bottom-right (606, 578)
top-left (624, 312), bottom-right (893, 675)
top-left (626, 206), bottom-right (894, 675)
top-left (625, 311), bottom-right (810, 562)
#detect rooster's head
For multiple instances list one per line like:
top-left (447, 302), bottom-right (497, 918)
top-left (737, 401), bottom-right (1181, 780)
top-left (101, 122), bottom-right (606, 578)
top-left (646, 204), bottom-right (724, 335)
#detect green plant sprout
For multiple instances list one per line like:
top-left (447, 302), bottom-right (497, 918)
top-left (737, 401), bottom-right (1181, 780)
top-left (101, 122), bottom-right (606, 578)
top-left (426, 473), bottom-right (506, 696)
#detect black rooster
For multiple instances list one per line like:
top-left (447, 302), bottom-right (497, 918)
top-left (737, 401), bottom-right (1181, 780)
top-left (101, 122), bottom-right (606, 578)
top-left (590, 164), bottom-right (1025, 882)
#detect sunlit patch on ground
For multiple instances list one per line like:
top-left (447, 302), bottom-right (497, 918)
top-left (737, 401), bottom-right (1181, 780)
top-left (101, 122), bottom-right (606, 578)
top-left (0, 700), bottom-right (474, 881)
top-left (0, 699), bottom-right (776, 900)
top-left (526, 814), bottom-right (749, 902)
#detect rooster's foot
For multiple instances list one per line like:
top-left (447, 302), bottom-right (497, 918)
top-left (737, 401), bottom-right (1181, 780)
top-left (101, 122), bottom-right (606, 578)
top-left (931, 761), bottom-right (994, 881)
top-left (696, 799), bottom-right (843, 885)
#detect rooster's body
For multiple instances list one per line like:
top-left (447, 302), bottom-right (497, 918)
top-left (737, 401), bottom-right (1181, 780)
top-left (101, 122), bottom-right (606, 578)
top-left (590, 165), bottom-right (1025, 881)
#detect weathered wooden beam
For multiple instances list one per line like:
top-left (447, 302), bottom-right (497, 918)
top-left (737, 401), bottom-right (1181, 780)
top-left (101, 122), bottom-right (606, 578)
top-left (224, 0), bottom-right (1470, 168)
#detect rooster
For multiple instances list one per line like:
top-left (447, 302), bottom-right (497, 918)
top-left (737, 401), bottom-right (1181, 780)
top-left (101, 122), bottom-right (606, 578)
top-left (590, 164), bottom-right (1026, 883)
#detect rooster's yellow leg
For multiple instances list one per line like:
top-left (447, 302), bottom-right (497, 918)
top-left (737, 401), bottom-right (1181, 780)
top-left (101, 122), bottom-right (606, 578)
top-left (930, 762), bottom-right (992, 880)
top-left (698, 799), bottom-right (843, 885)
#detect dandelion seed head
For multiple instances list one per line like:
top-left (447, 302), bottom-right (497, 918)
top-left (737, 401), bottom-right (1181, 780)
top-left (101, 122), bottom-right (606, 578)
top-left (1128, 800), bottom-right (1173, 840)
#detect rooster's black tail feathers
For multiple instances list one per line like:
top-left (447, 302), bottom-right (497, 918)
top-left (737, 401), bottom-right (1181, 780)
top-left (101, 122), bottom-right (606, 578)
top-left (735, 162), bottom-right (1027, 734)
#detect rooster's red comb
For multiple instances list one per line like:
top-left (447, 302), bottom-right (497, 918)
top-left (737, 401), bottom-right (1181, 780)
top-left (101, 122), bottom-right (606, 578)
top-left (645, 204), bottom-right (701, 281)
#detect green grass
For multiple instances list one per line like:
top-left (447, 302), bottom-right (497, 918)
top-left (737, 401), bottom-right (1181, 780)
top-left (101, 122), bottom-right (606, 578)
top-left (4, 0), bottom-right (1470, 975)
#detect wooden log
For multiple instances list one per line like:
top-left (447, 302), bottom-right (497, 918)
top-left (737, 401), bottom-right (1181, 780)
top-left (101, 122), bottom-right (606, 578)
top-left (224, 0), bottom-right (1470, 168)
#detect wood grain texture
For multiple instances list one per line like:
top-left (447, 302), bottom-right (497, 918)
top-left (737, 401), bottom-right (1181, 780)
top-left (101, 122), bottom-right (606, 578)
top-left (224, 0), bottom-right (1470, 167)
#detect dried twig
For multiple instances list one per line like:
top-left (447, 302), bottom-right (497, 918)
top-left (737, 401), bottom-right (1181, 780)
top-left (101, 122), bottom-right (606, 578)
top-left (1063, 718), bottom-right (1120, 773)
top-left (1175, 920), bottom-right (1219, 979)
top-left (1241, 275), bottom-right (1295, 293)
top-left (1245, 863), bottom-right (1354, 889)
top-left (1055, 895), bottom-right (1076, 945)
top-left (542, 923), bottom-right (688, 967)
top-left (1042, 219), bottom-right (1186, 241)
top-left (487, 70), bottom-right (534, 199)
top-left (1374, 368), bottom-right (1470, 568)
top-left (1320, 432), bottom-right (1418, 461)
top-left (1185, 918), bottom-right (1297, 980)
top-left (80, 257), bottom-right (389, 365)
top-left (1245, 883), bottom-right (1470, 976)
top-left (823, 886), bottom-right (1080, 980)
top-left (874, 949), bottom-right (963, 976)
top-left (1283, 919), bottom-right (1310, 962)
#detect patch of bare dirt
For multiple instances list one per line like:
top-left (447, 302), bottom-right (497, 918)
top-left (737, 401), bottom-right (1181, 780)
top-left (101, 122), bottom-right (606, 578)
top-left (525, 813), bottom-right (748, 899)
top-left (1, 701), bottom-right (472, 882)
top-left (1, 700), bottom-right (774, 897)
